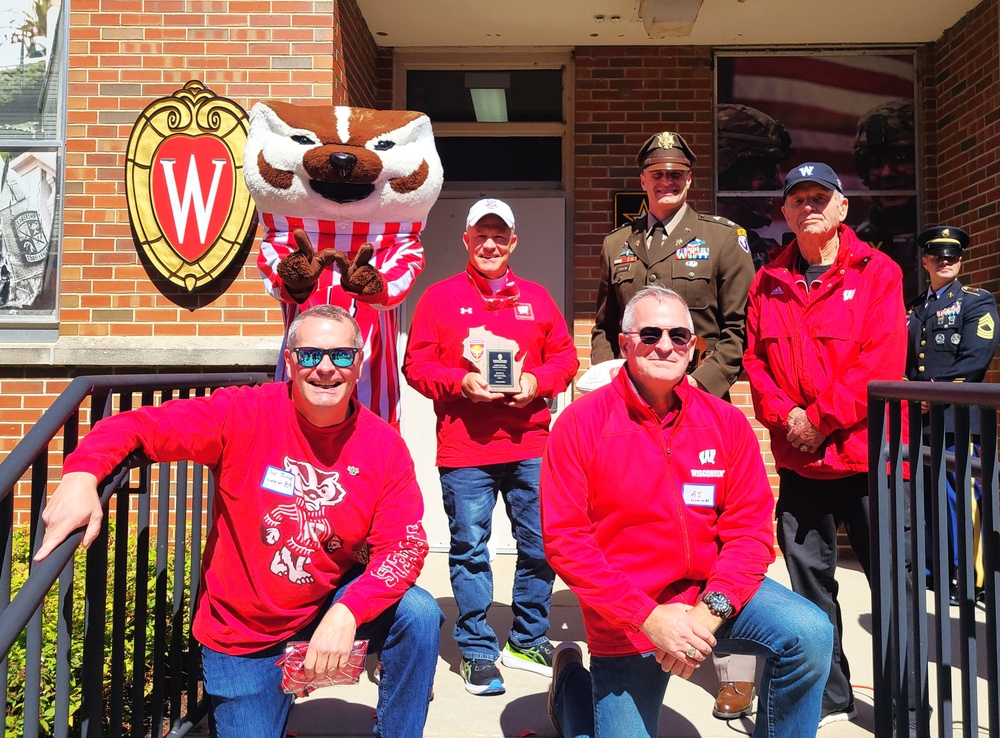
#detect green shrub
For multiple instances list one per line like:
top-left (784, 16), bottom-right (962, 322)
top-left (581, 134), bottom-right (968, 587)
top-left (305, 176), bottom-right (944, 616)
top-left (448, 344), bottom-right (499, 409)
top-left (5, 522), bottom-right (191, 737)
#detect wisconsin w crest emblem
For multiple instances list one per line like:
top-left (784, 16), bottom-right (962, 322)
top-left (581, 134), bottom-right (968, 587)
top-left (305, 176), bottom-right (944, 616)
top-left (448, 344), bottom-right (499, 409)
top-left (125, 81), bottom-right (257, 291)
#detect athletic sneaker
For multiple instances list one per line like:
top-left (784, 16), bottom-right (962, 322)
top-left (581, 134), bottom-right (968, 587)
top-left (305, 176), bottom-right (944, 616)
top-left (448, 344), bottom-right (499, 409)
top-left (461, 658), bottom-right (505, 696)
top-left (500, 639), bottom-right (554, 677)
top-left (819, 704), bottom-right (858, 729)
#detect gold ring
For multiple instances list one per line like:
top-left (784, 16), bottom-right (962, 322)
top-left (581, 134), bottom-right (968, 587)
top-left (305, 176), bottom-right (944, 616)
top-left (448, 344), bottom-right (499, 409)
top-left (685, 646), bottom-right (699, 660)
top-left (800, 444), bottom-right (809, 452)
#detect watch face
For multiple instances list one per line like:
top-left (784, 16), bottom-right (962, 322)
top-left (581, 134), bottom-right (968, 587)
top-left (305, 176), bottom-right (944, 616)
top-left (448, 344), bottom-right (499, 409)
top-left (704, 591), bottom-right (732, 618)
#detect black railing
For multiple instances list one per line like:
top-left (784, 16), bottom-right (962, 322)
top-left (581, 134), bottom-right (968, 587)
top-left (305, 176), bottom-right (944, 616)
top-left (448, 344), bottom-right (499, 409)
top-left (869, 380), bottom-right (999, 738)
top-left (0, 373), bottom-right (270, 738)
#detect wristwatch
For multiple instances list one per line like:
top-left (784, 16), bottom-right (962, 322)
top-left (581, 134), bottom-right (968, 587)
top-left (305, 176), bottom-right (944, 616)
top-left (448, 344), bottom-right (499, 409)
top-left (701, 591), bottom-right (734, 620)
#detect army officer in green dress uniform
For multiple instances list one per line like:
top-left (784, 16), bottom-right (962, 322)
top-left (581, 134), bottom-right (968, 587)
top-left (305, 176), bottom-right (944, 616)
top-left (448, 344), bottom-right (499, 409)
top-left (591, 131), bottom-right (755, 399)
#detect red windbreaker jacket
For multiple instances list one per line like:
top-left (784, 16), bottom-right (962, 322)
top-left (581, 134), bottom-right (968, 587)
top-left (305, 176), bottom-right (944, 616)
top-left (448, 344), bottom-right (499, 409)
top-left (743, 225), bottom-right (906, 479)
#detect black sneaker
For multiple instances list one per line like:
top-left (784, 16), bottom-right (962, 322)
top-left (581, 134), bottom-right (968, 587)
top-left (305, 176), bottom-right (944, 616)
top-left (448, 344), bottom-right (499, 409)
top-left (501, 638), bottom-right (554, 677)
top-left (460, 657), bottom-right (505, 696)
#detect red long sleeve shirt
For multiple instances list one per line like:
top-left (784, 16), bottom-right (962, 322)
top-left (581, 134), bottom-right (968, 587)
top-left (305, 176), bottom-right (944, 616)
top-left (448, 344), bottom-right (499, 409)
top-left (540, 373), bottom-right (775, 657)
top-left (63, 382), bottom-right (428, 654)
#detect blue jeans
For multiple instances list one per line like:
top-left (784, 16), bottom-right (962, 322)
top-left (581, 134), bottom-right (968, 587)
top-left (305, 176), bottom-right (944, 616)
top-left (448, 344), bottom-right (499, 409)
top-left (551, 578), bottom-right (833, 738)
top-left (439, 459), bottom-right (554, 660)
top-left (202, 580), bottom-right (443, 738)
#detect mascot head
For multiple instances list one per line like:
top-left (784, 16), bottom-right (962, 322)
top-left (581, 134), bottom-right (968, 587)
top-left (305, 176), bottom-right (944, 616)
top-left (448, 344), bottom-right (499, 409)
top-left (244, 102), bottom-right (444, 224)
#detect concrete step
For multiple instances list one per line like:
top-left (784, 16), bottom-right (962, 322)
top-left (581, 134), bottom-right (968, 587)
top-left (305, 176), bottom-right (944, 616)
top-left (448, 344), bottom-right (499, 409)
top-left (286, 552), bottom-right (879, 737)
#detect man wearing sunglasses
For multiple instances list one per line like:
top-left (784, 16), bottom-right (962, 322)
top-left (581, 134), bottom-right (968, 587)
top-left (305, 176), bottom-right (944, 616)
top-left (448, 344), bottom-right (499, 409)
top-left (404, 198), bottom-right (579, 696)
top-left (34, 305), bottom-right (442, 738)
top-left (593, 130), bottom-right (760, 718)
top-left (591, 130), bottom-right (754, 400)
top-left (542, 286), bottom-right (832, 738)
top-left (743, 163), bottom-right (906, 728)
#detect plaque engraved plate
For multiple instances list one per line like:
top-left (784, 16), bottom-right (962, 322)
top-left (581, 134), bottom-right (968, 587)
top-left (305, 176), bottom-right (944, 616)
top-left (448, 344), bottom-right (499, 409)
top-left (463, 325), bottom-right (523, 394)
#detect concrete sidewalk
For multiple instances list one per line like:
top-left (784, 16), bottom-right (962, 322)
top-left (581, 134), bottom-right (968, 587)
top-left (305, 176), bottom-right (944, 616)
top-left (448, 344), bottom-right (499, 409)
top-left (286, 553), bottom-right (881, 738)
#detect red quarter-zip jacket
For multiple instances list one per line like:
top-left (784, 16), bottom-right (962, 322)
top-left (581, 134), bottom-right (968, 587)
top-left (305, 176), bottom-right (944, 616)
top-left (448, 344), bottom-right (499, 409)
top-left (540, 373), bottom-right (775, 657)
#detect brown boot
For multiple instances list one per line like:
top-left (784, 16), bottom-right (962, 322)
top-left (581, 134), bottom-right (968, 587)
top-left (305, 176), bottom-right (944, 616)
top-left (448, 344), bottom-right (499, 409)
top-left (713, 681), bottom-right (756, 719)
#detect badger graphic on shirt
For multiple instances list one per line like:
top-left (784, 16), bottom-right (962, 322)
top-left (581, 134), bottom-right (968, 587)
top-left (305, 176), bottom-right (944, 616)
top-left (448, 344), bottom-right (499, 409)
top-left (261, 456), bottom-right (348, 585)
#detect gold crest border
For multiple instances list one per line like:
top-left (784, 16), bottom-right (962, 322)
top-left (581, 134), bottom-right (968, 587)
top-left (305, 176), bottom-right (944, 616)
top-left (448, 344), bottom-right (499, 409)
top-left (125, 80), bottom-right (257, 292)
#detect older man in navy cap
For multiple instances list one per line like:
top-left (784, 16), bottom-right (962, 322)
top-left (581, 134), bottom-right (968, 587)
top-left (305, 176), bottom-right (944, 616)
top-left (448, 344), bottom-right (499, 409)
top-left (743, 162), bottom-right (907, 728)
top-left (907, 225), bottom-right (999, 603)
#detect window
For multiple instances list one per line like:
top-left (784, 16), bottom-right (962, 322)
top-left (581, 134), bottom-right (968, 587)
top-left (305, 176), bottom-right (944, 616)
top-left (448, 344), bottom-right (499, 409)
top-left (0, 0), bottom-right (66, 328)
top-left (396, 51), bottom-right (571, 190)
top-left (715, 52), bottom-right (920, 301)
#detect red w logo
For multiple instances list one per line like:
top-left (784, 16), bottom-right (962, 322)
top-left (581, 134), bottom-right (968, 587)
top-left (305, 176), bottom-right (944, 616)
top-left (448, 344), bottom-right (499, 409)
top-left (152, 135), bottom-right (234, 262)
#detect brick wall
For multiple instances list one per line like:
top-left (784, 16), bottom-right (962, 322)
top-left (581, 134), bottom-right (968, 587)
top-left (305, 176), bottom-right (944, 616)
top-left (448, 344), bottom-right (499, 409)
top-left (0, 0), bottom-right (375, 507)
top-left (922, 0), bottom-right (1000, 379)
top-left (338, 0), bottom-right (379, 107)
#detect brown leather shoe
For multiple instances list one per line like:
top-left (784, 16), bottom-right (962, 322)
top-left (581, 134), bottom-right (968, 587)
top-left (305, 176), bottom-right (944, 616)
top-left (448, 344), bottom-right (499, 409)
top-left (713, 680), bottom-right (756, 719)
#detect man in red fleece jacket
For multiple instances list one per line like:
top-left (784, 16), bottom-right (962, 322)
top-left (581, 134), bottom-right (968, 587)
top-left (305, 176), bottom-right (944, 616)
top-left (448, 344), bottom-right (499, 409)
top-left (541, 286), bottom-right (831, 738)
top-left (34, 305), bottom-right (442, 738)
top-left (403, 198), bottom-right (579, 696)
top-left (744, 163), bottom-right (906, 729)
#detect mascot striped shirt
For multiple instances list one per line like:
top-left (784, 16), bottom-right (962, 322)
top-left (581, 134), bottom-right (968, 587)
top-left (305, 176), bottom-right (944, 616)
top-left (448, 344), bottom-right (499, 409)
top-left (258, 214), bottom-right (425, 426)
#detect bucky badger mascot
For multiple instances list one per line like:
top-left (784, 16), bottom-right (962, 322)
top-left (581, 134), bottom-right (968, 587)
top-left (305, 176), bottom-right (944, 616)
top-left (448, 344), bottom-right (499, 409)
top-left (244, 102), bottom-right (443, 426)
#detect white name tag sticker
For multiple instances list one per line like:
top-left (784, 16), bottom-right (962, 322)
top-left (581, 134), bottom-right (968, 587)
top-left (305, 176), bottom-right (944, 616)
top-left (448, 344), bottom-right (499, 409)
top-left (682, 483), bottom-right (716, 507)
top-left (261, 466), bottom-right (295, 497)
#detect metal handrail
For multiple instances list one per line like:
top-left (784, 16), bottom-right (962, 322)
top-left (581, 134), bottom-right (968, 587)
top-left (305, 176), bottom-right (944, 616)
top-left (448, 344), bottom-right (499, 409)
top-left (0, 373), bottom-right (267, 499)
top-left (869, 379), bottom-right (999, 738)
top-left (0, 372), bottom-right (270, 738)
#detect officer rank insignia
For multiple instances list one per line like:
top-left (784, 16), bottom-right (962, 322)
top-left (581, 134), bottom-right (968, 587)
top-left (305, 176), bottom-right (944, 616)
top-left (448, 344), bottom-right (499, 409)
top-left (978, 312), bottom-right (995, 339)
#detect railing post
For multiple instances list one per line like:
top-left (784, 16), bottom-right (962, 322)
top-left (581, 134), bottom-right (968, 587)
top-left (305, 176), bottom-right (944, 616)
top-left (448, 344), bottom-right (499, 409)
top-left (869, 387), bottom-right (893, 736)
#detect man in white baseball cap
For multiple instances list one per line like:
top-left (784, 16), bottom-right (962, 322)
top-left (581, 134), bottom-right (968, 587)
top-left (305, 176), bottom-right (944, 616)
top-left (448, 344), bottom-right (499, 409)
top-left (466, 197), bottom-right (516, 229)
top-left (404, 197), bottom-right (579, 696)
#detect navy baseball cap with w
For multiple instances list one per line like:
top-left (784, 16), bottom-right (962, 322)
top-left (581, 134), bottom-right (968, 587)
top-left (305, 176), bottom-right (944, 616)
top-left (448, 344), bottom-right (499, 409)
top-left (783, 162), bottom-right (844, 197)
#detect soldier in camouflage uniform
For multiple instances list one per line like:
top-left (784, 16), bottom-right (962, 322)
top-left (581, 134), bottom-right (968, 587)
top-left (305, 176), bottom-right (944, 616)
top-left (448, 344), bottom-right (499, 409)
top-left (853, 99), bottom-right (921, 303)
top-left (717, 104), bottom-right (793, 270)
top-left (591, 132), bottom-right (755, 399)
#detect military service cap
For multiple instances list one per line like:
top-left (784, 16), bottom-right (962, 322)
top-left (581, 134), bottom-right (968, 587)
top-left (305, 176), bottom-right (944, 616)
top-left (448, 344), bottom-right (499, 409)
top-left (636, 131), bottom-right (696, 171)
top-left (917, 225), bottom-right (969, 258)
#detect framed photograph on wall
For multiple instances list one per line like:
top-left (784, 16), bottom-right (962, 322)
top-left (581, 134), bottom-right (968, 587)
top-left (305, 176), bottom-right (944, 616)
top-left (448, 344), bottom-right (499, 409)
top-left (715, 53), bottom-right (921, 301)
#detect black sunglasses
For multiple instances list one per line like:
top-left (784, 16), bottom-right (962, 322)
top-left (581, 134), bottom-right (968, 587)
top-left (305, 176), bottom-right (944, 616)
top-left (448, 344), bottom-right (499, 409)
top-left (624, 326), bottom-right (694, 348)
top-left (292, 347), bottom-right (360, 368)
